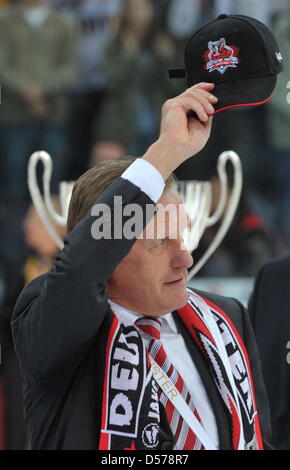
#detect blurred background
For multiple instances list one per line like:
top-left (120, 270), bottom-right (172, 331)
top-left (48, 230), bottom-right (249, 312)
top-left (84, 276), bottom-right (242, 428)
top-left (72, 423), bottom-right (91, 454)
top-left (0, 0), bottom-right (289, 450)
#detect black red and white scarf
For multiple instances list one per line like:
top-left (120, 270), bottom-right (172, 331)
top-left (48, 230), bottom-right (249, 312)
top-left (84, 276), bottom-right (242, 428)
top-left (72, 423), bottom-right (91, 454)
top-left (98, 289), bottom-right (263, 450)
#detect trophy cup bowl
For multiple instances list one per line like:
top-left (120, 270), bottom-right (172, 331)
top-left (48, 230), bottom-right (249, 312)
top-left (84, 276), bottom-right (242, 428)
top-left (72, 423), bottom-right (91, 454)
top-left (175, 150), bottom-right (242, 280)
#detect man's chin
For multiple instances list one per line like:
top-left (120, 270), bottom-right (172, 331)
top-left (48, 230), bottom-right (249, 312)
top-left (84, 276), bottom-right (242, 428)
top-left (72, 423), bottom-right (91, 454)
top-left (167, 289), bottom-right (189, 312)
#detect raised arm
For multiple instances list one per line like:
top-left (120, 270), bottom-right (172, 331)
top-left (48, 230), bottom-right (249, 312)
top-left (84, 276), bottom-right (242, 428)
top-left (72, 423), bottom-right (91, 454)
top-left (11, 84), bottom-right (217, 380)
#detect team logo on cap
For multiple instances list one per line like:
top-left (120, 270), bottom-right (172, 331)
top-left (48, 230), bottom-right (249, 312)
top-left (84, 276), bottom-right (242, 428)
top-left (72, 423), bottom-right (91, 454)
top-left (203, 38), bottom-right (239, 74)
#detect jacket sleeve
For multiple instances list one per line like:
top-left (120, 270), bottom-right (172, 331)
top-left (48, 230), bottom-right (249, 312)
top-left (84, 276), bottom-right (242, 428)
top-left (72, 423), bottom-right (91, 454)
top-left (11, 177), bottom-right (156, 381)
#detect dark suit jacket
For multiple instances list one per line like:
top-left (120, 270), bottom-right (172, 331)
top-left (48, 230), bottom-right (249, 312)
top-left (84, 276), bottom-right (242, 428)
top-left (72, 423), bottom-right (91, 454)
top-left (11, 177), bottom-right (271, 449)
top-left (249, 256), bottom-right (290, 450)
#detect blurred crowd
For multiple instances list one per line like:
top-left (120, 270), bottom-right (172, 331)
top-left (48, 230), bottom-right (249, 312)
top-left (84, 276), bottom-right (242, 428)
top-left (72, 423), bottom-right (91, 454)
top-left (0, 0), bottom-right (290, 449)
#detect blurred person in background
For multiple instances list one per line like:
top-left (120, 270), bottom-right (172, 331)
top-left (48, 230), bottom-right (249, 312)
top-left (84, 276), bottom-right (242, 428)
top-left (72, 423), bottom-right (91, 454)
top-left (212, 0), bottom-right (287, 26)
top-left (89, 141), bottom-right (125, 168)
top-left (0, 199), bottom-right (66, 449)
top-left (92, 0), bottom-right (181, 158)
top-left (248, 255), bottom-right (290, 449)
top-left (266, 2), bottom-right (290, 249)
top-left (165, 0), bottom-right (202, 44)
top-left (0, 0), bottom-right (77, 205)
top-left (55, 0), bottom-right (124, 180)
top-left (0, 0), bottom-right (8, 9)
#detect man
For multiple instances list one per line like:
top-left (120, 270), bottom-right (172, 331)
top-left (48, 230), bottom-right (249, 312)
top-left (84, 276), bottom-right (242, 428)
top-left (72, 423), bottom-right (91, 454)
top-left (12, 83), bottom-right (271, 450)
top-left (249, 255), bottom-right (290, 450)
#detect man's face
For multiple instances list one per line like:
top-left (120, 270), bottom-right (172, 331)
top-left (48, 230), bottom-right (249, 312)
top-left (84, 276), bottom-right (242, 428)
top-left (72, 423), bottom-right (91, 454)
top-left (108, 188), bottom-right (193, 316)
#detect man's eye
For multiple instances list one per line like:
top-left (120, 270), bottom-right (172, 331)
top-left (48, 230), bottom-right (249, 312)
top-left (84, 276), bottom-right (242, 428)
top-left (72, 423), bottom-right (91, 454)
top-left (155, 239), bottom-right (166, 246)
top-left (148, 238), bottom-right (167, 254)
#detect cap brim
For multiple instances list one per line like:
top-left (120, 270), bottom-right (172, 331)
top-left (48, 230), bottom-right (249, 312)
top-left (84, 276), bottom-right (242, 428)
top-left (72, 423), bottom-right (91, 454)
top-left (210, 74), bottom-right (277, 114)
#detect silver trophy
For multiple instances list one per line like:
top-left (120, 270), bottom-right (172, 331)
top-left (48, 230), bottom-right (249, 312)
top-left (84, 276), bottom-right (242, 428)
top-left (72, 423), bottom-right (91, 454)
top-left (176, 151), bottom-right (242, 280)
top-left (27, 150), bottom-right (242, 278)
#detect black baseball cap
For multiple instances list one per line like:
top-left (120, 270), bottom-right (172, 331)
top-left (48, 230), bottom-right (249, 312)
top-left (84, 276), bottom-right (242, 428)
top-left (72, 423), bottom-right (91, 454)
top-left (169, 14), bottom-right (283, 114)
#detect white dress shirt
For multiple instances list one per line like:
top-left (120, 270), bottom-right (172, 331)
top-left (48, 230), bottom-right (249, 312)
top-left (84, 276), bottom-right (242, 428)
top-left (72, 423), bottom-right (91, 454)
top-left (121, 158), bottom-right (165, 203)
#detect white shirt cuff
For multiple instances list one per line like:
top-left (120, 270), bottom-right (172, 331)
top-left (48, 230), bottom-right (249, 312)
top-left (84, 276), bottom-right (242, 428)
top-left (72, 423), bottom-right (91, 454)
top-left (121, 158), bottom-right (165, 203)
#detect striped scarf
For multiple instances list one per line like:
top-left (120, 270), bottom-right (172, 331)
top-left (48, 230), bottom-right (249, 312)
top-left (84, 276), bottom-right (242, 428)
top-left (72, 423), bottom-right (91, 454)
top-left (98, 289), bottom-right (263, 450)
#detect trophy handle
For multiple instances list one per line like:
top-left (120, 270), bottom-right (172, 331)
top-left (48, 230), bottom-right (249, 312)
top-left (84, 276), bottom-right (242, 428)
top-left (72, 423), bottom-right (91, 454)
top-left (177, 180), bottom-right (212, 253)
top-left (195, 181), bottom-right (212, 245)
top-left (187, 150), bottom-right (242, 281)
top-left (27, 151), bottom-right (74, 250)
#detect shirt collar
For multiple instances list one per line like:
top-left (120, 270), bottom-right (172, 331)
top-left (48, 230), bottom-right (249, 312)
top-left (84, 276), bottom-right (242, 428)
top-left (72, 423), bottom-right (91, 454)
top-left (108, 299), bottom-right (178, 334)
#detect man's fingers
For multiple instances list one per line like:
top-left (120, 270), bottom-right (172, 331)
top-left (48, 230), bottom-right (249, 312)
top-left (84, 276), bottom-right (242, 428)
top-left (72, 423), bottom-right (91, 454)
top-left (193, 88), bottom-right (219, 104)
top-left (157, 83), bottom-right (216, 166)
top-left (173, 96), bottom-right (210, 122)
top-left (173, 87), bottom-right (217, 120)
top-left (188, 89), bottom-right (216, 115)
top-left (185, 86), bottom-right (218, 104)
top-left (175, 84), bottom-right (218, 116)
top-left (191, 82), bottom-right (215, 90)
top-left (205, 115), bottom-right (213, 130)
top-left (162, 82), bottom-right (218, 125)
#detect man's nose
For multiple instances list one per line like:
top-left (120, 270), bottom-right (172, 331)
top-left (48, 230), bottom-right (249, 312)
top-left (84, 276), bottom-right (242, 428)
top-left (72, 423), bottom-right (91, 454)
top-left (171, 244), bottom-right (193, 270)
